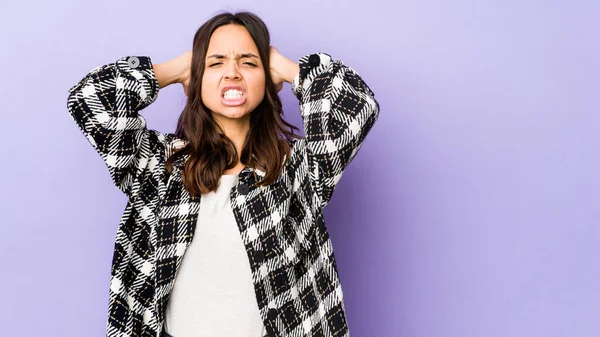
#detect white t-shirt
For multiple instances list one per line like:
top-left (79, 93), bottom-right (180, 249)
top-left (164, 174), bottom-right (266, 337)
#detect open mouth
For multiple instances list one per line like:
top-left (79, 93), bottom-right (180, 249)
top-left (221, 87), bottom-right (247, 106)
top-left (223, 89), bottom-right (244, 99)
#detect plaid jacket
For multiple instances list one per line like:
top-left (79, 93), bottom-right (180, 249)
top-left (67, 52), bottom-right (379, 337)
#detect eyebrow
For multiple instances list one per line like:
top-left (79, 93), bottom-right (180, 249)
top-left (207, 53), bottom-right (259, 60)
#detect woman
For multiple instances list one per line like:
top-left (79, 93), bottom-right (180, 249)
top-left (67, 11), bottom-right (379, 337)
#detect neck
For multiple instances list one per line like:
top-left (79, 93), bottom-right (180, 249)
top-left (213, 114), bottom-right (250, 163)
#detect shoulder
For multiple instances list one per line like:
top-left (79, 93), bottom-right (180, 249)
top-left (162, 133), bottom-right (188, 159)
top-left (287, 137), bottom-right (307, 160)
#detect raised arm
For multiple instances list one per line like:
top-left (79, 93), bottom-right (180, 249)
top-left (291, 52), bottom-right (380, 208)
top-left (67, 56), bottom-right (177, 197)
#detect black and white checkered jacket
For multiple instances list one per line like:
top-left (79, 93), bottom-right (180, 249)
top-left (67, 52), bottom-right (379, 337)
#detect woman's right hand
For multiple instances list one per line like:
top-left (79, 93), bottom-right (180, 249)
top-left (154, 50), bottom-right (192, 95)
top-left (174, 50), bottom-right (192, 96)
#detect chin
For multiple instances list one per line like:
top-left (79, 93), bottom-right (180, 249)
top-left (213, 107), bottom-right (252, 120)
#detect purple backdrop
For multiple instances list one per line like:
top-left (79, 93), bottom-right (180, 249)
top-left (1, 0), bottom-right (599, 336)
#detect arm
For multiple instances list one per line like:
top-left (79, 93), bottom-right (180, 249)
top-left (67, 55), bottom-right (184, 197)
top-left (288, 52), bottom-right (380, 208)
top-left (154, 50), bottom-right (192, 93)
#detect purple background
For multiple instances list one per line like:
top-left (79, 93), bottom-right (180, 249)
top-left (1, 0), bottom-right (599, 336)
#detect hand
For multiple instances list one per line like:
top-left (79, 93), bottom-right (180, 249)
top-left (155, 51), bottom-right (192, 95)
top-left (173, 50), bottom-right (192, 96)
top-left (269, 46), bottom-right (299, 92)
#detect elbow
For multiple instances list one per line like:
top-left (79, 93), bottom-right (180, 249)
top-left (365, 94), bottom-right (380, 122)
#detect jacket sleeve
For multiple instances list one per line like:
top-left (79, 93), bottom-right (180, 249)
top-left (292, 53), bottom-right (380, 209)
top-left (67, 56), bottom-right (165, 197)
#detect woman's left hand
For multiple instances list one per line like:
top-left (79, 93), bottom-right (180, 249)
top-left (269, 46), bottom-right (300, 92)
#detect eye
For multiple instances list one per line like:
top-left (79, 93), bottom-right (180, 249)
top-left (243, 62), bottom-right (257, 67)
top-left (208, 62), bottom-right (222, 67)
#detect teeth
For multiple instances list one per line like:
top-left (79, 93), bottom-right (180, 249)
top-left (223, 89), bottom-right (243, 99)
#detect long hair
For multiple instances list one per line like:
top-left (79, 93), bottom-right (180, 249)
top-left (167, 11), bottom-right (299, 196)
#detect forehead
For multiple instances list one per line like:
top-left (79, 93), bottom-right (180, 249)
top-left (206, 24), bottom-right (259, 56)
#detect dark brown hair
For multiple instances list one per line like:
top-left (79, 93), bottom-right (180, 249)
top-left (167, 11), bottom-right (299, 196)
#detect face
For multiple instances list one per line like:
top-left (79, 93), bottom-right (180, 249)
top-left (201, 24), bottom-right (266, 124)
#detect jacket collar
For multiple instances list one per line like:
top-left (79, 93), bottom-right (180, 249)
top-left (171, 144), bottom-right (266, 179)
top-left (169, 137), bottom-right (271, 179)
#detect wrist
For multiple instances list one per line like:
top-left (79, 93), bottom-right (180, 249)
top-left (154, 61), bottom-right (180, 88)
top-left (283, 61), bottom-right (300, 84)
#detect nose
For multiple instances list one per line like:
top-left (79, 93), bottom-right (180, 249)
top-left (223, 62), bottom-right (241, 80)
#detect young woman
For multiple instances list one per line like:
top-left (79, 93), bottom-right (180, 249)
top-left (67, 11), bottom-right (379, 337)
